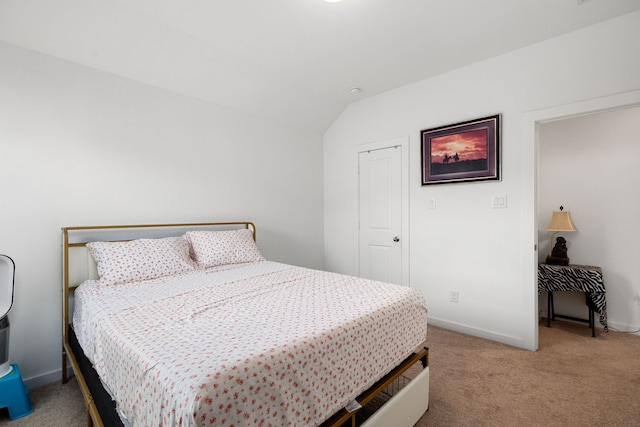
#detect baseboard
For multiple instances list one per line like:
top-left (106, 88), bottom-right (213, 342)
top-left (427, 316), bottom-right (529, 350)
top-left (22, 366), bottom-right (74, 390)
top-left (606, 319), bottom-right (640, 335)
top-left (543, 316), bottom-right (639, 335)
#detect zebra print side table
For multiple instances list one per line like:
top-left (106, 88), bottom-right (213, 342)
top-left (538, 264), bottom-right (607, 337)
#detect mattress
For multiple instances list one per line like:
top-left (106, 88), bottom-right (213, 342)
top-left (73, 261), bottom-right (427, 426)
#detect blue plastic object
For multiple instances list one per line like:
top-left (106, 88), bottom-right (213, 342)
top-left (0, 364), bottom-right (33, 420)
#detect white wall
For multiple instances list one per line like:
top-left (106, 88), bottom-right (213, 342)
top-left (538, 107), bottom-right (640, 332)
top-left (324, 11), bottom-right (640, 349)
top-left (0, 41), bottom-right (324, 386)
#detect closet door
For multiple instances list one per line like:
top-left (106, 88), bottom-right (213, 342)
top-left (358, 145), bottom-right (402, 285)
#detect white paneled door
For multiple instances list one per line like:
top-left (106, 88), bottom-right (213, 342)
top-left (358, 145), bottom-right (403, 285)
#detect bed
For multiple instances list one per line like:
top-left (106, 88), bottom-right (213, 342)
top-left (62, 222), bottom-right (429, 427)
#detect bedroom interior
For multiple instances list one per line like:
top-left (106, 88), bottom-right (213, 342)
top-left (1, 0), bottom-right (640, 425)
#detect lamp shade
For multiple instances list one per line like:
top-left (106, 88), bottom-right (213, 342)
top-left (545, 210), bottom-right (577, 232)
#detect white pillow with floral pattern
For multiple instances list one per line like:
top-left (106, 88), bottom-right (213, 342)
top-left (185, 229), bottom-right (265, 268)
top-left (87, 236), bottom-right (196, 285)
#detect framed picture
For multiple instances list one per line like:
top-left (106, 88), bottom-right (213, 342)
top-left (421, 114), bottom-right (501, 185)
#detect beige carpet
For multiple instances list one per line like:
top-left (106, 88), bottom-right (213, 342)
top-left (2, 319), bottom-right (639, 427)
top-left (417, 320), bottom-right (640, 426)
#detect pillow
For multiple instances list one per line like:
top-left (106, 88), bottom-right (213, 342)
top-left (185, 229), bottom-right (265, 268)
top-left (87, 236), bottom-right (196, 285)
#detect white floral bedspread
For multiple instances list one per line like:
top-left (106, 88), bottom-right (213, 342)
top-left (73, 261), bottom-right (427, 426)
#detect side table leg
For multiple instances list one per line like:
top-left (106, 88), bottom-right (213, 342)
top-left (585, 293), bottom-right (596, 337)
top-left (546, 291), bottom-right (553, 327)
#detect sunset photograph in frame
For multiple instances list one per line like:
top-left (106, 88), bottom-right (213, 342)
top-left (421, 114), bottom-right (501, 185)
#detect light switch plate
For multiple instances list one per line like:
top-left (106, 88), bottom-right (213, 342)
top-left (491, 195), bottom-right (507, 208)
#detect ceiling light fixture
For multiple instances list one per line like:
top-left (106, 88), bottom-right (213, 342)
top-left (350, 87), bottom-right (361, 95)
top-left (323, 0), bottom-right (344, 3)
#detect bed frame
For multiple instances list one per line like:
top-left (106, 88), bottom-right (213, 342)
top-left (62, 221), bottom-right (429, 427)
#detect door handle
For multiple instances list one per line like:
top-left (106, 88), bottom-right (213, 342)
top-left (393, 236), bottom-right (400, 242)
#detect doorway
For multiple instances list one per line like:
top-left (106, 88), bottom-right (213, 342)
top-left (537, 106), bottom-right (640, 336)
top-left (523, 89), bottom-right (640, 350)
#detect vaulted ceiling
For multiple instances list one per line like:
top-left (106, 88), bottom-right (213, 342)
top-left (2, 0), bottom-right (640, 133)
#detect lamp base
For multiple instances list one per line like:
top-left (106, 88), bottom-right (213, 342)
top-left (547, 235), bottom-right (570, 266)
top-left (546, 255), bottom-right (570, 266)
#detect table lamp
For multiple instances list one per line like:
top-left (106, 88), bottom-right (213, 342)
top-left (545, 206), bottom-right (577, 266)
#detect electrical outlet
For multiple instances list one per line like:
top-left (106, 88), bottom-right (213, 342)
top-left (637, 292), bottom-right (640, 305)
top-left (450, 290), bottom-right (459, 303)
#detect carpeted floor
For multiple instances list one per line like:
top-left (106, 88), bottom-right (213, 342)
top-left (2, 319), bottom-right (639, 426)
top-left (417, 320), bottom-right (640, 427)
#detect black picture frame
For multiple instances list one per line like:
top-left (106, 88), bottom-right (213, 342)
top-left (421, 114), bottom-right (501, 185)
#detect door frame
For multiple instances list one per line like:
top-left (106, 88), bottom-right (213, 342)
top-left (522, 89), bottom-right (640, 351)
top-left (355, 136), bottom-right (410, 286)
